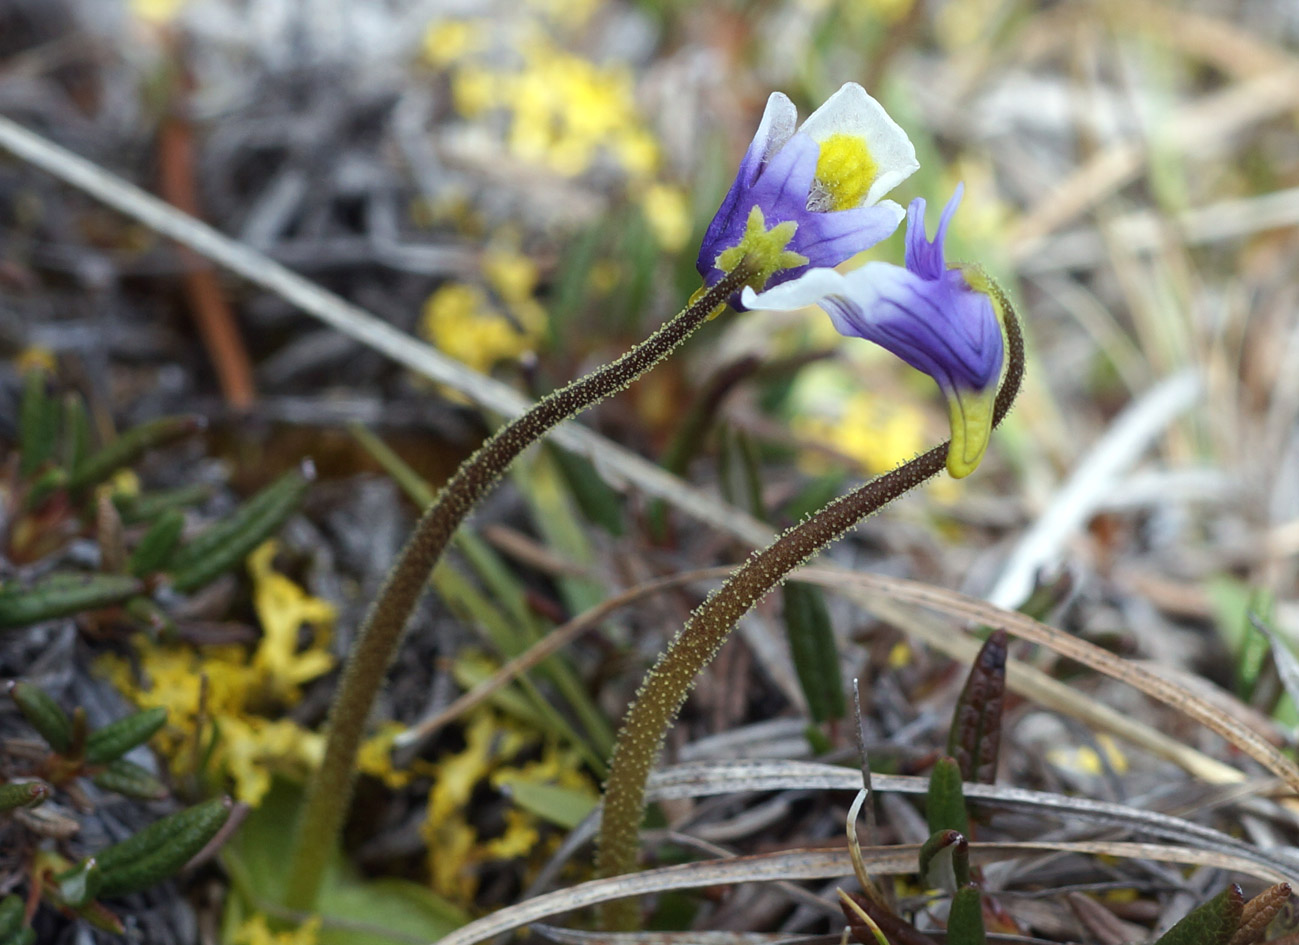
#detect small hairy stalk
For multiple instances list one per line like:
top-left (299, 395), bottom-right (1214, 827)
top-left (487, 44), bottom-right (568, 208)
top-left (596, 285), bottom-right (1025, 929)
top-left (283, 264), bottom-right (755, 911)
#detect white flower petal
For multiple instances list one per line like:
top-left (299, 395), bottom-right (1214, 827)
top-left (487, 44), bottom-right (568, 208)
top-left (741, 267), bottom-right (852, 311)
top-left (796, 82), bottom-right (919, 207)
top-left (752, 91), bottom-right (799, 165)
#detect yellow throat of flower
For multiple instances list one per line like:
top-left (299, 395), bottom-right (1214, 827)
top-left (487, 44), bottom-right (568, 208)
top-left (811, 133), bottom-right (878, 212)
top-left (714, 205), bottom-right (808, 290)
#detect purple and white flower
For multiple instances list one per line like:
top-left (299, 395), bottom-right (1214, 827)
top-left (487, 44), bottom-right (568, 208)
top-left (697, 83), bottom-right (918, 303)
top-left (743, 185), bottom-right (1006, 478)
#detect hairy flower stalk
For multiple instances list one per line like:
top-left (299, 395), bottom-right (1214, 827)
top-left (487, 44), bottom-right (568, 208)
top-left (595, 277), bottom-right (1025, 930)
top-left (283, 263), bottom-right (756, 911)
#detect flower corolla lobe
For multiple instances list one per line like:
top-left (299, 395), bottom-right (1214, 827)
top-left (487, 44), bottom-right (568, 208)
top-left (742, 184), bottom-right (1007, 479)
top-left (697, 83), bottom-right (918, 303)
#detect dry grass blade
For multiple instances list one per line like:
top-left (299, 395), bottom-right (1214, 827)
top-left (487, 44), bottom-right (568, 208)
top-left (532, 926), bottom-right (825, 945)
top-left (430, 842), bottom-right (1288, 945)
top-left (826, 578), bottom-right (1244, 785)
top-left (1008, 64), bottom-right (1299, 250)
top-left (394, 566), bottom-right (736, 750)
top-left (986, 370), bottom-right (1200, 609)
top-left (644, 761), bottom-right (1296, 880)
top-left (801, 570), bottom-right (1299, 794)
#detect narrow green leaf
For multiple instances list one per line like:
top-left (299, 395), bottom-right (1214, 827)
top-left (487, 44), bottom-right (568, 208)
top-left (18, 367), bottom-right (58, 478)
top-left (67, 415), bottom-right (204, 494)
top-left (0, 781), bottom-right (49, 811)
top-left (0, 572), bottom-right (144, 630)
top-left (926, 756), bottom-right (970, 838)
top-left (60, 391), bottom-right (91, 472)
top-left (550, 446), bottom-right (624, 536)
top-left (495, 775), bottom-right (598, 830)
top-left (8, 681), bottom-right (72, 752)
top-left (128, 508), bottom-right (186, 576)
top-left (169, 465), bottom-right (312, 592)
top-left (95, 796), bottom-right (233, 898)
top-left (85, 706), bottom-right (168, 765)
top-left (918, 829), bottom-right (969, 891)
top-left (947, 885), bottom-right (986, 945)
top-left (93, 758), bottom-right (168, 799)
top-left (782, 582), bottom-right (846, 723)
top-left (113, 483), bottom-right (212, 525)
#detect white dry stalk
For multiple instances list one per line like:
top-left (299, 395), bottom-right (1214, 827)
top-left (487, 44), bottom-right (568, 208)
top-left (986, 369), bottom-right (1202, 609)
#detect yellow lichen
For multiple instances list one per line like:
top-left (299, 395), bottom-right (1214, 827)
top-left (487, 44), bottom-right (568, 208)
top-left (98, 541), bottom-right (338, 806)
top-left (419, 707), bottom-right (595, 905)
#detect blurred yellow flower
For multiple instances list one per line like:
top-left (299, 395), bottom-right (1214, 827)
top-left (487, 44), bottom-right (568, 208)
top-left (795, 388), bottom-right (928, 477)
top-left (641, 184), bottom-right (692, 253)
top-left (441, 26), bottom-right (661, 183)
top-left (420, 279), bottom-right (545, 375)
top-left (423, 20), bottom-right (484, 68)
top-left (130, 0), bottom-right (185, 25)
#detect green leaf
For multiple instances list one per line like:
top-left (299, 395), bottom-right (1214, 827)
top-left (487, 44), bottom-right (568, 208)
top-left (947, 885), bottom-right (986, 945)
top-left (8, 681), bottom-right (71, 752)
top-left (67, 415), bottom-right (204, 494)
top-left (782, 582), bottom-right (846, 723)
top-left (494, 773), bottom-right (598, 830)
top-left (18, 366), bottom-right (58, 478)
top-left (169, 465), bottom-right (312, 592)
top-left (1154, 885), bottom-right (1244, 945)
top-left (0, 573), bottom-right (144, 631)
top-left (926, 756), bottom-right (970, 838)
top-left (918, 829), bottom-right (969, 892)
top-left (222, 781), bottom-right (467, 944)
top-left (85, 706), bottom-right (168, 764)
top-left (550, 445), bottom-right (624, 536)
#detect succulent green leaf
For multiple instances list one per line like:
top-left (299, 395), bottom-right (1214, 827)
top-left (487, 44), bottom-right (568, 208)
top-left (926, 756), bottom-right (970, 838)
top-left (93, 758), bottom-right (169, 800)
top-left (128, 509), bottom-right (186, 576)
top-left (60, 391), bottom-right (91, 472)
top-left (8, 681), bottom-right (72, 752)
top-left (95, 796), bottom-right (232, 898)
top-left (1155, 885), bottom-right (1244, 945)
top-left (168, 466), bottom-right (311, 593)
top-left (947, 885), bottom-right (986, 945)
top-left (18, 367), bottom-right (58, 478)
top-left (86, 707), bottom-right (168, 765)
top-left (66, 415), bottom-right (204, 494)
top-left (0, 781), bottom-right (49, 811)
top-left (918, 829), bottom-right (969, 891)
top-left (0, 572), bottom-right (144, 631)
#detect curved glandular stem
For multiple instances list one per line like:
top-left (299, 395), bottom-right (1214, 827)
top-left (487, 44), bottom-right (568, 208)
top-left (596, 282), bottom-right (1025, 930)
top-left (284, 263), bottom-right (757, 912)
